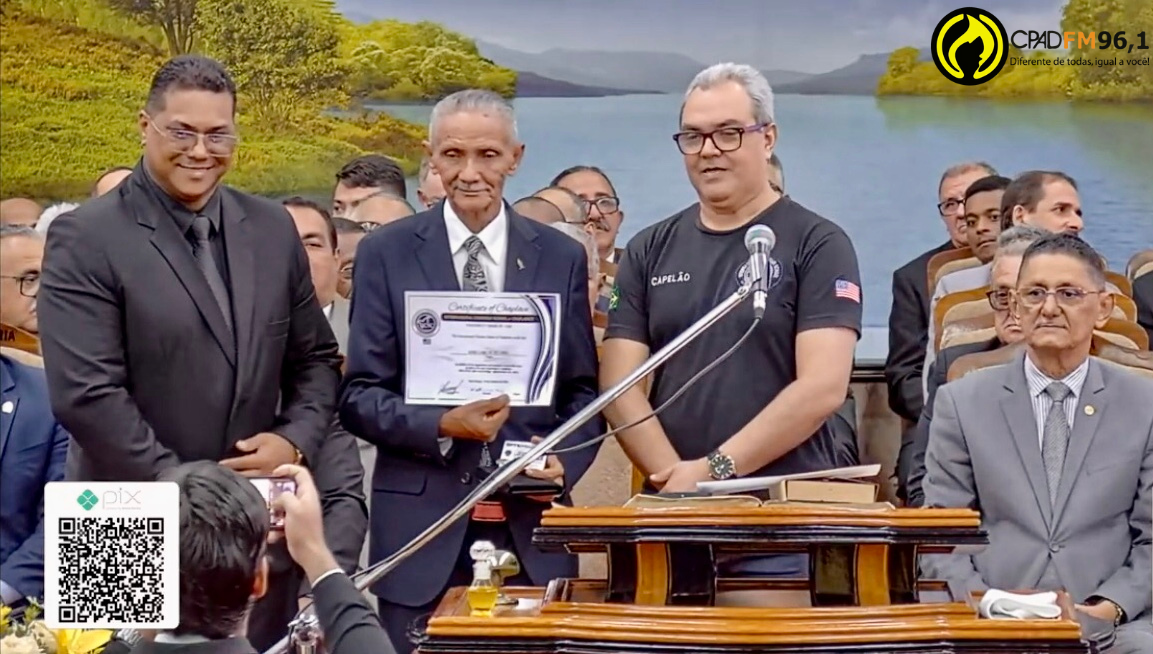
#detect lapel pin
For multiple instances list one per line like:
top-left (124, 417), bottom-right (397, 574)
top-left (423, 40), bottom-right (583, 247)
top-left (1084, 405), bottom-right (1095, 416)
top-left (1, 401), bottom-right (12, 414)
top-left (516, 258), bottom-right (525, 271)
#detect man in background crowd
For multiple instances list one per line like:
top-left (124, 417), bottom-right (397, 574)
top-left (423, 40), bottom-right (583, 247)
top-left (39, 54), bottom-right (342, 484)
top-left (512, 196), bottom-right (564, 224)
top-left (332, 154), bottom-right (407, 219)
top-left (552, 165), bottom-right (625, 263)
top-left (92, 166), bottom-right (133, 198)
top-left (348, 193), bottom-right (416, 230)
top-left (0, 225), bottom-right (43, 336)
top-left (334, 217), bottom-right (366, 299)
top-left (1002, 170), bottom-right (1083, 235)
top-left (416, 156), bottom-right (446, 209)
top-left (767, 153), bottom-right (784, 194)
top-left (533, 185), bottom-right (587, 226)
top-left (0, 199), bottom-right (41, 227)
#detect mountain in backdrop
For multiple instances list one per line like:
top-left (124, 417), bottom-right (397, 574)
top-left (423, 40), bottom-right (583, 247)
top-left (478, 40), bottom-right (813, 93)
top-left (772, 48), bottom-right (931, 95)
top-left (513, 71), bottom-right (657, 97)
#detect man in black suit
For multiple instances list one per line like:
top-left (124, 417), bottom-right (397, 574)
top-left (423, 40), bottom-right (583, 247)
top-left (903, 225), bottom-right (1044, 506)
top-left (1135, 272), bottom-right (1152, 346)
top-left (886, 162), bottom-right (995, 499)
top-left (38, 55), bottom-right (341, 483)
top-left (129, 461), bottom-right (393, 654)
top-left (339, 89), bottom-right (603, 653)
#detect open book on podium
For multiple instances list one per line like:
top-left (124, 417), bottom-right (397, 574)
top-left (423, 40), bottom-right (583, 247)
top-left (625, 464), bottom-right (882, 508)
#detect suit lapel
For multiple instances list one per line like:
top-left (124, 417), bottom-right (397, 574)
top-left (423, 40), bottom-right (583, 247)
top-left (414, 209), bottom-right (462, 291)
top-left (0, 362), bottom-right (17, 463)
top-left (503, 211), bottom-right (540, 292)
top-left (1052, 358), bottom-right (1107, 520)
top-left (134, 181), bottom-right (236, 366)
top-left (222, 191), bottom-right (256, 386)
top-left (999, 351), bottom-right (1053, 530)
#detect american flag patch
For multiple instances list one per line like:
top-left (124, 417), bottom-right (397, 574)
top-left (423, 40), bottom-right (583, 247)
top-left (834, 279), bottom-right (861, 303)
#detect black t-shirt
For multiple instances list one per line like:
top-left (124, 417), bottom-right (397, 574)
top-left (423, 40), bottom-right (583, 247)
top-left (605, 197), bottom-right (863, 477)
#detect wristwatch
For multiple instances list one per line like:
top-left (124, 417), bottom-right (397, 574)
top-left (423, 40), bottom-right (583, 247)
top-left (706, 449), bottom-right (736, 480)
top-left (1087, 597), bottom-right (1125, 626)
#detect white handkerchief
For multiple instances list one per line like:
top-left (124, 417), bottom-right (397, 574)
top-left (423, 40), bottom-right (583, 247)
top-left (978, 589), bottom-right (1063, 620)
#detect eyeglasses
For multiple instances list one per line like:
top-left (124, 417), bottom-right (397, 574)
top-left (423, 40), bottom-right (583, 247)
top-left (1, 273), bottom-right (40, 297)
top-left (340, 264), bottom-right (354, 281)
top-left (580, 197), bottom-right (620, 215)
top-left (937, 197), bottom-right (964, 216)
top-left (986, 288), bottom-right (1012, 311)
top-left (356, 220), bottom-right (382, 232)
top-left (672, 123), bottom-right (769, 155)
top-left (1016, 286), bottom-right (1103, 308)
top-left (145, 114), bottom-right (238, 155)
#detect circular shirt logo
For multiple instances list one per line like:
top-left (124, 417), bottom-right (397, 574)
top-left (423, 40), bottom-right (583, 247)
top-left (737, 258), bottom-right (783, 290)
top-left (412, 309), bottom-right (440, 337)
top-left (931, 8), bottom-right (1009, 86)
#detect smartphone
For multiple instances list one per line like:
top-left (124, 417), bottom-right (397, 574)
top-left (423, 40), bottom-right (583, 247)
top-left (249, 477), bottom-right (296, 530)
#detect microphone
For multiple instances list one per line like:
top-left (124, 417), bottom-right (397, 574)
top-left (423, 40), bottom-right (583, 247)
top-left (743, 224), bottom-right (776, 320)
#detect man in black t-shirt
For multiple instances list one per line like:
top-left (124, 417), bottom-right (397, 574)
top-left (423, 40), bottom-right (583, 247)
top-left (601, 63), bottom-right (862, 500)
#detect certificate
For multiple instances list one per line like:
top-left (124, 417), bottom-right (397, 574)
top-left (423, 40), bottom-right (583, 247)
top-left (404, 291), bottom-right (562, 407)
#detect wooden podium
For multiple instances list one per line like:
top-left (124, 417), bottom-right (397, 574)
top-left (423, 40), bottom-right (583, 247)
top-left (418, 503), bottom-right (1094, 653)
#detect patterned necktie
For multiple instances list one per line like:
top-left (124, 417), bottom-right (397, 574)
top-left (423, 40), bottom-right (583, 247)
top-left (190, 215), bottom-right (233, 332)
top-left (1041, 381), bottom-right (1073, 504)
top-left (462, 236), bottom-right (489, 292)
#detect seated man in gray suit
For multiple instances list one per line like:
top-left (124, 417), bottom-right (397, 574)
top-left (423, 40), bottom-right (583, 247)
top-left (923, 233), bottom-right (1153, 653)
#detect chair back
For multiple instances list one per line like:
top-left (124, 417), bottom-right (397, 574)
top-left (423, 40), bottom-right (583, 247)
top-left (939, 313), bottom-right (996, 351)
top-left (1112, 294), bottom-right (1137, 322)
top-left (934, 287), bottom-right (990, 344)
top-left (1104, 271), bottom-right (1132, 297)
top-left (933, 256), bottom-right (982, 292)
top-left (1094, 342), bottom-right (1153, 379)
top-left (1126, 249), bottom-right (1153, 281)
top-left (0, 323), bottom-right (39, 356)
top-left (1094, 317), bottom-right (1149, 350)
top-left (926, 247), bottom-right (972, 291)
top-left (947, 343), bottom-right (1022, 382)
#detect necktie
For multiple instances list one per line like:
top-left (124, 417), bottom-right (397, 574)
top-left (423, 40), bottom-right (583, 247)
top-left (1041, 382), bottom-right (1073, 504)
top-left (462, 236), bottom-right (489, 293)
top-left (190, 215), bottom-right (233, 332)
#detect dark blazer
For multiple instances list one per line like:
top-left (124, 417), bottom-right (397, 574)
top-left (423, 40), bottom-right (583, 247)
top-left (247, 421), bottom-right (367, 651)
top-left (1135, 273), bottom-right (1152, 346)
top-left (885, 241), bottom-right (954, 423)
top-left (130, 573), bottom-right (394, 654)
top-left (0, 354), bottom-right (69, 601)
top-left (39, 165), bottom-right (342, 481)
top-left (903, 336), bottom-right (1002, 507)
top-left (339, 205), bottom-right (603, 607)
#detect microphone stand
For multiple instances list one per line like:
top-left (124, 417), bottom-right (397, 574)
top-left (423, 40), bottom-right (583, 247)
top-left (266, 278), bottom-right (757, 654)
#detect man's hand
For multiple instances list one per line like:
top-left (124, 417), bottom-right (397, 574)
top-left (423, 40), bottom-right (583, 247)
top-left (650, 459), bottom-right (710, 493)
top-left (1075, 601), bottom-right (1120, 624)
top-left (220, 432), bottom-right (299, 476)
top-left (524, 435), bottom-right (564, 502)
top-left (269, 464), bottom-right (340, 582)
top-left (438, 395), bottom-right (511, 442)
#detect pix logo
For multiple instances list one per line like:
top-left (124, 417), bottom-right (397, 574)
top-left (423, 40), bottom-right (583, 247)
top-left (75, 487), bottom-right (143, 511)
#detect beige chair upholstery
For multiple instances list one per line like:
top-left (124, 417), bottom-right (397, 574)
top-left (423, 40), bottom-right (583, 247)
top-left (0, 345), bottom-right (44, 368)
top-left (926, 247), bottom-right (973, 292)
top-left (939, 313), bottom-right (996, 351)
top-left (933, 257), bottom-right (982, 292)
top-left (1126, 249), bottom-right (1153, 281)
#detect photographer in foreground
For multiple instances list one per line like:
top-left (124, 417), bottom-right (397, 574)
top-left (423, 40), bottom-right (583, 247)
top-left (129, 462), bottom-right (392, 654)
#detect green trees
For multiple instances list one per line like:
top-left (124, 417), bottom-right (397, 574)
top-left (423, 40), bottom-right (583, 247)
top-left (105, 0), bottom-right (198, 56)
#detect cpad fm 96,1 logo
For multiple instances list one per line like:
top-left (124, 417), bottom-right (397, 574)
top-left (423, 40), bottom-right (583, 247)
top-left (932, 7), bottom-right (1009, 85)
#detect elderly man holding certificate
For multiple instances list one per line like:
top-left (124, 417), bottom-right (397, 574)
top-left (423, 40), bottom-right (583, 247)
top-left (338, 89), bottom-right (604, 654)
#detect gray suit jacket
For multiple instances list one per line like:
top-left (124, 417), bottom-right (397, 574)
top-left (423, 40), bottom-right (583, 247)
top-left (922, 350), bottom-right (1153, 623)
top-left (329, 297), bottom-right (350, 354)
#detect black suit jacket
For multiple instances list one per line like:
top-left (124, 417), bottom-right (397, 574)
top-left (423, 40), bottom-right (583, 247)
top-left (39, 165), bottom-right (342, 481)
top-left (902, 336), bottom-right (1002, 507)
top-left (1135, 273), bottom-right (1152, 346)
top-left (885, 241), bottom-right (954, 423)
top-left (339, 205), bottom-right (603, 607)
top-left (129, 573), bottom-right (394, 654)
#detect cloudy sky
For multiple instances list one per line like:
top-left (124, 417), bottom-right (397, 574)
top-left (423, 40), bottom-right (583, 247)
top-left (335, 0), bottom-right (1065, 73)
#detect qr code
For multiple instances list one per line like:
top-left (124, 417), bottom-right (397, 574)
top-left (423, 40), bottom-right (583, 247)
top-left (54, 517), bottom-right (168, 624)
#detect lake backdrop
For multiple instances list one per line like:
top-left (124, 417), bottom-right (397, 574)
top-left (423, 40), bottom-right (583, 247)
top-left (371, 93), bottom-right (1152, 336)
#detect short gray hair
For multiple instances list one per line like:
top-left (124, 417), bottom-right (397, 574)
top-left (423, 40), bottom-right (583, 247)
top-left (549, 222), bottom-right (598, 282)
top-left (429, 89), bottom-right (518, 143)
top-left (684, 63), bottom-right (775, 125)
top-left (35, 202), bottom-right (79, 237)
top-left (995, 224), bottom-right (1048, 258)
top-left (938, 161), bottom-right (997, 194)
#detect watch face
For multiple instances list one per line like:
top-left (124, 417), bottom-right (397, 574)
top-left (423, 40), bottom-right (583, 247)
top-left (709, 454), bottom-right (735, 479)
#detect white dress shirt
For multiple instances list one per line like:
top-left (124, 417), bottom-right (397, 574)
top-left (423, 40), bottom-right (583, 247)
top-left (443, 200), bottom-right (508, 292)
top-left (1023, 354), bottom-right (1090, 447)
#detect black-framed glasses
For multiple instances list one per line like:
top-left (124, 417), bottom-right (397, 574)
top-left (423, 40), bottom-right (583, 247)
top-left (580, 197), bottom-right (620, 215)
top-left (937, 197), bottom-right (964, 216)
top-left (1016, 286), bottom-right (1103, 308)
top-left (673, 122), bottom-right (769, 155)
top-left (145, 113), bottom-right (238, 155)
top-left (1, 273), bottom-right (40, 297)
top-left (986, 288), bottom-right (1012, 311)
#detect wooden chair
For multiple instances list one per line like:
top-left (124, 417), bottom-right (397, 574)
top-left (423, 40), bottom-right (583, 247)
top-left (1095, 318), bottom-right (1149, 350)
top-left (932, 257), bottom-right (982, 293)
top-left (933, 287), bottom-right (990, 344)
top-left (1126, 249), bottom-right (1153, 281)
top-left (0, 345), bottom-right (44, 368)
top-left (1094, 342), bottom-right (1153, 379)
top-left (1105, 271), bottom-right (1132, 298)
top-left (0, 323), bottom-right (39, 356)
top-left (939, 313), bottom-right (996, 351)
top-left (947, 343), bottom-right (1022, 382)
top-left (926, 247), bottom-right (972, 292)
top-left (1112, 294), bottom-right (1137, 322)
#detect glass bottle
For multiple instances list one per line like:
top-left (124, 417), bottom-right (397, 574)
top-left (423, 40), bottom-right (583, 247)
top-left (467, 560), bottom-right (499, 617)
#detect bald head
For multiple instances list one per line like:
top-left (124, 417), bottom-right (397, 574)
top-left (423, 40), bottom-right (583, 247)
top-left (533, 187), bottom-right (585, 225)
top-left (348, 194), bottom-right (415, 228)
top-left (513, 197), bottom-right (564, 225)
top-left (0, 198), bottom-right (42, 227)
top-left (93, 167), bottom-right (133, 197)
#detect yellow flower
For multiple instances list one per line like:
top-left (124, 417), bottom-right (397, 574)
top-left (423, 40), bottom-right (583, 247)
top-left (0, 604), bottom-right (11, 634)
top-left (56, 628), bottom-right (113, 654)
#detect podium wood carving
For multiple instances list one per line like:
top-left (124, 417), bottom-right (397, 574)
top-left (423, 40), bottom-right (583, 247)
top-left (418, 503), bottom-right (1094, 653)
